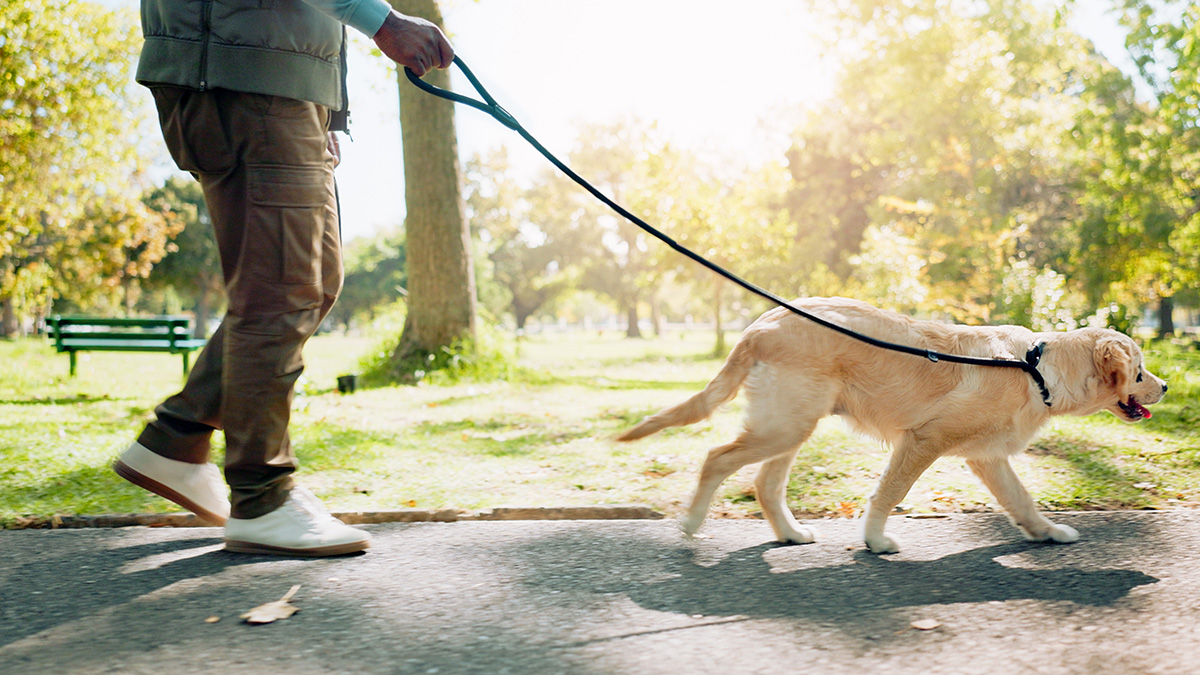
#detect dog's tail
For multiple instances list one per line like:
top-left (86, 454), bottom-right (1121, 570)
top-left (616, 337), bottom-right (755, 442)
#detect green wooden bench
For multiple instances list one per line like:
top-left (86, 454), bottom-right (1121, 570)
top-left (47, 315), bottom-right (208, 377)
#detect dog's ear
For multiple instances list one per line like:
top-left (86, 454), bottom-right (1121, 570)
top-left (1094, 333), bottom-right (1132, 393)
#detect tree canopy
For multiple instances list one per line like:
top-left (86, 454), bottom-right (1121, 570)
top-left (0, 1), bottom-right (172, 334)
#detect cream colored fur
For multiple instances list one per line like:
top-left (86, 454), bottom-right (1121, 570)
top-left (618, 297), bottom-right (1168, 553)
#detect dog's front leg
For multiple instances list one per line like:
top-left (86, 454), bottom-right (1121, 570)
top-left (966, 456), bottom-right (1078, 544)
top-left (863, 438), bottom-right (940, 554)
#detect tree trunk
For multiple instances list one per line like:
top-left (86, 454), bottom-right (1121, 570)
top-left (1157, 295), bottom-right (1175, 339)
top-left (625, 302), bottom-right (643, 339)
top-left (713, 277), bottom-right (726, 356)
top-left (0, 296), bottom-right (15, 338)
top-left (650, 296), bottom-right (664, 337)
top-left (194, 285), bottom-right (213, 338)
top-left (513, 295), bottom-right (531, 331)
top-left (388, 0), bottom-right (477, 371)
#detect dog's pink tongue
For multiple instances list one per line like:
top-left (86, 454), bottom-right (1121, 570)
top-left (1135, 401), bottom-right (1152, 419)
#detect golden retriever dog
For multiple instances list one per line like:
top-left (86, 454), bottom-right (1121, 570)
top-left (618, 297), bottom-right (1168, 553)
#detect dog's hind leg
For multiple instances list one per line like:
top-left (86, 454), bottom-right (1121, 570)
top-left (863, 432), bottom-right (942, 554)
top-left (680, 365), bottom-right (831, 540)
top-left (755, 447), bottom-right (818, 544)
top-left (966, 456), bottom-right (1079, 544)
top-left (680, 439), bottom-right (747, 537)
top-left (681, 422), bottom-right (819, 539)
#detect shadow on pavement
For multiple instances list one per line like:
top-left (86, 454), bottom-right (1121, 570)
top-left (506, 522), bottom-right (1159, 647)
top-left (0, 530), bottom-right (282, 647)
top-left (629, 541), bottom-right (1157, 618)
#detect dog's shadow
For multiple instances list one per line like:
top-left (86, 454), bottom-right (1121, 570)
top-left (625, 540), bottom-right (1157, 622)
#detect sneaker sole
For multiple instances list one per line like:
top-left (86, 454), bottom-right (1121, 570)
top-left (113, 459), bottom-right (229, 526)
top-left (223, 539), bottom-right (370, 557)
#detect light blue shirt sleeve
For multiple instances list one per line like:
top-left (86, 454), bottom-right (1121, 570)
top-left (300, 0), bottom-right (392, 37)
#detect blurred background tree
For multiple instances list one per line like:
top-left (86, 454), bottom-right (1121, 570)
top-left (0, 0), bottom-right (172, 336)
top-left (140, 177), bottom-right (221, 337)
top-left (5, 0), bottom-right (1198, 350)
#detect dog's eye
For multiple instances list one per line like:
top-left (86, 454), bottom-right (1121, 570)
top-left (1136, 370), bottom-right (1144, 383)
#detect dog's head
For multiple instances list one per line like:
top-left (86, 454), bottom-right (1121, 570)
top-left (1092, 330), bottom-right (1167, 422)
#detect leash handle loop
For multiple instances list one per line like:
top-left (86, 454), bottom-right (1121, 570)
top-left (405, 56), bottom-right (519, 130)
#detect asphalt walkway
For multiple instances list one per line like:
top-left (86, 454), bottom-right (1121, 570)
top-left (2, 511), bottom-right (1198, 674)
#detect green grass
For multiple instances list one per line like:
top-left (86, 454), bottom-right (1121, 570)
top-left (1, 331), bottom-right (1197, 526)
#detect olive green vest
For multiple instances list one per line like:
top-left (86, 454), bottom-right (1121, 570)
top-left (137, 0), bottom-right (348, 118)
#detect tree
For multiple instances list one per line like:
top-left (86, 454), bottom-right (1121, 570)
top-left (0, 1), bottom-right (171, 335)
top-left (666, 158), bottom-right (795, 354)
top-left (465, 149), bottom-right (579, 331)
top-left (568, 119), bottom-right (679, 339)
top-left (386, 0), bottom-right (477, 376)
top-left (794, 0), bottom-right (1106, 325)
top-left (142, 177), bottom-right (222, 337)
top-left (1088, 0), bottom-right (1200, 336)
top-left (327, 225), bottom-right (407, 330)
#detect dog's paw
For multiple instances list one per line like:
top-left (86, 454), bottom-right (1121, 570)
top-left (1043, 523), bottom-right (1079, 543)
top-left (865, 533), bottom-right (902, 554)
top-left (1021, 521), bottom-right (1079, 544)
top-left (677, 513), bottom-right (705, 538)
top-left (777, 525), bottom-right (818, 545)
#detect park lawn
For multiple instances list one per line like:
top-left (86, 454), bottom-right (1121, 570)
top-left (1, 330), bottom-right (1197, 527)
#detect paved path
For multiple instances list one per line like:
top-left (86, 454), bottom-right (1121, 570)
top-left (2, 511), bottom-right (1198, 674)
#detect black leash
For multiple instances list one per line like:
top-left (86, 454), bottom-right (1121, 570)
top-left (405, 57), bottom-right (1053, 407)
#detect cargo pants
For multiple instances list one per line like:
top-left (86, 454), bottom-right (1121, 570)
top-left (137, 87), bottom-right (342, 519)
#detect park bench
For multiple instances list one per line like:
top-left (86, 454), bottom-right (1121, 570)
top-left (47, 315), bottom-right (207, 377)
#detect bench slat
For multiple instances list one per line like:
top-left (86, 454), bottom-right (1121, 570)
top-left (49, 316), bottom-right (191, 329)
top-left (52, 331), bottom-right (184, 340)
top-left (57, 338), bottom-right (207, 350)
top-left (47, 315), bottom-right (207, 377)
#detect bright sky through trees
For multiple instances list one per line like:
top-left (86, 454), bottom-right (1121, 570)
top-left (98, 0), bottom-right (1127, 243)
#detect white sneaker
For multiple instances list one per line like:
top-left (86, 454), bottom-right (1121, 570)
top-left (223, 487), bottom-right (371, 557)
top-left (113, 441), bottom-right (230, 525)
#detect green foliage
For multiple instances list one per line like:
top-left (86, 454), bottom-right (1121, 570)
top-left (1070, 1), bottom-right (1200, 327)
top-left (328, 226), bottom-right (407, 330)
top-left (1140, 339), bottom-right (1200, 435)
top-left (0, 1), bottom-right (173, 330)
top-left (465, 148), bottom-right (580, 329)
top-left (358, 305), bottom-right (526, 386)
top-left (792, 0), bottom-right (1105, 323)
top-left (140, 177), bottom-right (221, 334)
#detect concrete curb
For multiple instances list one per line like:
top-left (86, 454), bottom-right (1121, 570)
top-left (8, 504), bottom-right (666, 529)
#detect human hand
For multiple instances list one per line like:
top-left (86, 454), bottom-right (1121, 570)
top-left (327, 132), bottom-right (341, 168)
top-left (373, 10), bottom-right (454, 76)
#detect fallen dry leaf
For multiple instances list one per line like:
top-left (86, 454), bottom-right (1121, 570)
top-left (241, 585), bottom-right (301, 625)
top-left (204, 616), bottom-right (220, 624)
top-left (911, 619), bottom-right (941, 631)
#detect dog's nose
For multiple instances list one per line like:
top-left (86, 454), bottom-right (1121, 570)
top-left (1163, 382), bottom-right (1169, 393)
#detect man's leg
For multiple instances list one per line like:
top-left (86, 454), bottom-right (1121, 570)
top-left (128, 88), bottom-right (331, 518)
top-left (201, 90), bottom-right (337, 519)
top-left (112, 87), bottom-right (241, 525)
top-left (208, 91), bottom-right (366, 556)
